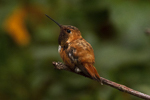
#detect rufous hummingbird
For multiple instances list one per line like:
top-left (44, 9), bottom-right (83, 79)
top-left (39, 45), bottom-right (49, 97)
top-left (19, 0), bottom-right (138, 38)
top-left (45, 14), bottom-right (101, 82)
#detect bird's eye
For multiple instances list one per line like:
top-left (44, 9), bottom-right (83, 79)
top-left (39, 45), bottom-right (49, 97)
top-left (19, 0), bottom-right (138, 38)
top-left (66, 29), bottom-right (71, 33)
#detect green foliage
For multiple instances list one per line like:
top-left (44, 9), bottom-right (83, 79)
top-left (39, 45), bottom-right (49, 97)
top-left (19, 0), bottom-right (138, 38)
top-left (0, 0), bottom-right (150, 100)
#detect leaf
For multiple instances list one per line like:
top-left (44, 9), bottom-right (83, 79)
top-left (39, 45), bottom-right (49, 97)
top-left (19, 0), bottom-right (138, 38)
top-left (4, 7), bottom-right (30, 46)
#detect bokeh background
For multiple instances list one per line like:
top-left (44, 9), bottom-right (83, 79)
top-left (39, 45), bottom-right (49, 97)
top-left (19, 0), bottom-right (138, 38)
top-left (0, 0), bottom-right (150, 100)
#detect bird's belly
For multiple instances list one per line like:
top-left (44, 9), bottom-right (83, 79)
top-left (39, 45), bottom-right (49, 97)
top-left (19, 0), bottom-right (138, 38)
top-left (58, 45), bottom-right (75, 69)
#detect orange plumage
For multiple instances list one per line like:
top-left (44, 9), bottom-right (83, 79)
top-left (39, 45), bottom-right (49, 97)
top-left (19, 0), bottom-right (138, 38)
top-left (46, 14), bottom-right (101, 82)
top-left (59, 34), bottom-right (100, 81)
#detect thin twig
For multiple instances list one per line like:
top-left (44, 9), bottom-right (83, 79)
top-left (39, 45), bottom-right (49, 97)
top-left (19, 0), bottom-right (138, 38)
top-left (52, 61), bottom-right (150, 100)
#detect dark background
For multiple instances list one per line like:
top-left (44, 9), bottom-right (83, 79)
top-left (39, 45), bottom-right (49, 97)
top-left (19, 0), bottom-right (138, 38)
top-left (0, 0), bottom-right (150, 100)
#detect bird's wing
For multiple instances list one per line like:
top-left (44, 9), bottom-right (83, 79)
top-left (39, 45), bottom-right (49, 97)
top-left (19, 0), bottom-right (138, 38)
top-left (68, 38), bottom-right (95, 64)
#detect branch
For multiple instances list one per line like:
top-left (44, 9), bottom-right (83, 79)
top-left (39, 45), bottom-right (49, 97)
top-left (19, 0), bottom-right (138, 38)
top-left (52, 61), bottom-right (150, 100)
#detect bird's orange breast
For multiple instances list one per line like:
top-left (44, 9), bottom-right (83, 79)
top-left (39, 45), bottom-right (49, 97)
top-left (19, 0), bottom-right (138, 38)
top-left (59, 45), bottom-right (75, 69)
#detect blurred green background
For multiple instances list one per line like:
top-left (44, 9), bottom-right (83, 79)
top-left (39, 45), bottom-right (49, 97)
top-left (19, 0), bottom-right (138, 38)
top-left (0, 0), bottom-right (150, 100)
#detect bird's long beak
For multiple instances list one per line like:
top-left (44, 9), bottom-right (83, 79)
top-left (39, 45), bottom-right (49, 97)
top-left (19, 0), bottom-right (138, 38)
top-left (45, 14), bottom-right (61, 28)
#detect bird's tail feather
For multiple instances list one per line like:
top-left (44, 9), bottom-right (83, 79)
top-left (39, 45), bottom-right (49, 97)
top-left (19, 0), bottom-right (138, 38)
top-left (83, 63), bottom-right (101, 82)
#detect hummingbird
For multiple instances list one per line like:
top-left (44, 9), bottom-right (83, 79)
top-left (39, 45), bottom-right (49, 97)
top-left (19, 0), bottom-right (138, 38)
top-left (45, 14), bottom-right (101, 82)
